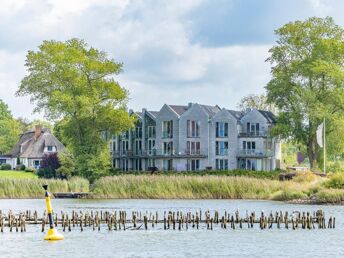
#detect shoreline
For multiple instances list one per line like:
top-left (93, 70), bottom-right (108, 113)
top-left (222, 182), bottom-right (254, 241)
top-left (0, 196), bottom-right (343, 205)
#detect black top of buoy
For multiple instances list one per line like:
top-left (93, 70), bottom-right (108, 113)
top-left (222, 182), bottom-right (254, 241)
top-left (42, 184), bottom-right (48, 190)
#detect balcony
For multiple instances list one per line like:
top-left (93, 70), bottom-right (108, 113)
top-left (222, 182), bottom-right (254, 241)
top-left (239, 130), bottom-right (269, 138)
top-left (237, 149), bottom-right (273, 157)
top-left (216, 149), bottom-right (229, 156)
top-left (112, 148), bottom-right (208, 158)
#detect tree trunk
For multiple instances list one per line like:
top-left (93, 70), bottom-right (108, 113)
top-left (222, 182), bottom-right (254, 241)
top-left (307, 136), bottom-right (318, 170)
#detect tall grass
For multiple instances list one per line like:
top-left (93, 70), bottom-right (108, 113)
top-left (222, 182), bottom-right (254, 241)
top-left (92, 175), bottom-right (307, 199)
top-left (0, 177), bottom-right (89, 198)
top-left (109, 169), bottom-right (280, 180)
top-left (323, 173), bottom-right (344, 189)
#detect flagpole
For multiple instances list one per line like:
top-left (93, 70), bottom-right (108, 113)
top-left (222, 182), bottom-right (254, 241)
top-left (323, 118), bottom-right (326, 175)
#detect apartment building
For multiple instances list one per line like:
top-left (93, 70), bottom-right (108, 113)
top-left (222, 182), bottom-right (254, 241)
top-left (110, 103), bottom-right (281, 171)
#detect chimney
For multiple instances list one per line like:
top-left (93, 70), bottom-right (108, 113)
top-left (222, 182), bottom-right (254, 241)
top-left (34, 125), bottom-right (42, 139)
top-left (188, 102), bottom-right (193, 108)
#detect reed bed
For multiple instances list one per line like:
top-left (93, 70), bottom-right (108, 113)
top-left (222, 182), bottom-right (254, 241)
top-left (91, 175), bottom-right (309, 199)
top-left (0, 177), bottom-right (89, 198)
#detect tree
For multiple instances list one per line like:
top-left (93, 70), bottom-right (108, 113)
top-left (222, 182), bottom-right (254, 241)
top-left (56, 150), bottom-right (76, 179)
top-left (26, 119), bottom-right (53, 131)
top-left (0, 100), bottom-right (12, 120)
top-left (37, 153), bottom-right (60, 178)
top-left (266, 17), bottom-right (344, 169)
top-left (17, 38), bottom-right (134, 180)
top-left (237, 93), bottom-right (277, 113)
top-left (0, 99), bottom-right (22, 154)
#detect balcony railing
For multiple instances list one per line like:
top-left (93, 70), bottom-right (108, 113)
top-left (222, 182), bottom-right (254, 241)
top-left (113, 149), bottom-right (208, 157)
top-left (216, 149), bottom-right (229, 156)
top-left (239, 130), bottom-right (269, 137)
top-left (237, 149), bottom-right (273, 157)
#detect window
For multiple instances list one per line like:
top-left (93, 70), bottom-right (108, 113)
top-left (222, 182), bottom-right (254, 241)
top-left (147, 126), bottom-right (156, 138)
top-left (216, 122), bottom-right (228, 137)
top-left (121, 140), bottom-right (129, 154)
top-left (216, 141), bottom-right (228, 155)
top-left (135, 126), bottom-right (142, 138)
top-left (162, 121), bottom-right (173, 138)
top-left (238, 158), bottom-right (258, 171)
top-left (134, 140), bottom-right (142, 155)
top-left (187, 159), bottom-right (200, 171)
top-left (186, 141), bottom-right (200, 155)
top-left (147, 139), bottom-right (155, 155)
top-left (33, 160), bottom-right (40, 167)
top-left (163, 159), bottom-right (173, 170)
top-left (134, 159), bottom-right (142, 170)
top-left (242, 141), bottom-right (256, 154)
top-left (246, 123), bottom-right (259, 136)
top-left (122, 131), bottom-right (129, 139)
top-left (216, 159), bottom-right (228, 170)
top-left (187, 120), bottom-right (200, 137)
top-left (0, 159), bottom-right (6, 164)
top-left (47, 146), bottom-right (53, 151)
top-left (147, 158), bottom-right (155, 167)
top-left (163, 141), bottom-right (173, 155)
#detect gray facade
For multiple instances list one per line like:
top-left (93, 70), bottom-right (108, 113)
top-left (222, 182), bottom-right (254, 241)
top-left (111, 103), bottom-right (281, 171)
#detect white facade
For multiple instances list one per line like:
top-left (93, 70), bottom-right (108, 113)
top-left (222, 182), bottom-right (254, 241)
top-left (111, 104), bottom-right (281, 172)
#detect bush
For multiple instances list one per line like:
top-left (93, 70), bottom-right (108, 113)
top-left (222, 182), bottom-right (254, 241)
top-left (25, 167), bottom-right (35, 173)
top-left (0, 164), bottom-right (12, 170)
top-left (327, 161), bottom-right (344, 173)
top-left (37, 167), bottom-right (55, 179)
top-left (15, 164), bottom-right (25, 171)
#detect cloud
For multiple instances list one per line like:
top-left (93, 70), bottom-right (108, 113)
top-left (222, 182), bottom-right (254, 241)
top-left (1, 0), bottom-right (344, 119)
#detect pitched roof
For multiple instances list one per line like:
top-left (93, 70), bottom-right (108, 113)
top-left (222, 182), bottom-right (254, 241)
top-left (226, 109), bottom-right (245, 121)
top-left (168, 105), bottom-right (188, 116)
top-left (11, 128), bottom-right (65, 159)
top-left (258, 110), bottom-right (276, 123)
top-left (200, 105), bottom-right (221, 117)
top-left (148, 111), bottom-right (159, 118)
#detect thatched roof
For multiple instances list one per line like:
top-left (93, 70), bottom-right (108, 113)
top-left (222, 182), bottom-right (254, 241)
top-left (10, 128), bottom-right (65, 159)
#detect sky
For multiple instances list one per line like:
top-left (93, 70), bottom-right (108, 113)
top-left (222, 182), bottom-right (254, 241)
top-left (1, 0), bottom-right (344, 119)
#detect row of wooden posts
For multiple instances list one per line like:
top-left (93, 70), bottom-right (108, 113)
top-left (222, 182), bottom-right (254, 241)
top-left (0, 209), bottom-right (336, 233)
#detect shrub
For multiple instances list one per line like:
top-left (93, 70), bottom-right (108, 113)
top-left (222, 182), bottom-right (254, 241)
top-left (0, 164), bottom-right (11, 170)
top-left (25, 167), bottom-right (35, 173)
top-left (15, 164), bottom-right (25, 171)
top-left (39, 153), bottom-right (61, 178)
top-left (327, 161), bottom-right (344, 173)
top-left (323, 173), bottom-right (344, 189)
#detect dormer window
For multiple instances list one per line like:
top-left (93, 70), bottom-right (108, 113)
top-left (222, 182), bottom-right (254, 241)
top-left (47, 146), bottom-right (53, 151)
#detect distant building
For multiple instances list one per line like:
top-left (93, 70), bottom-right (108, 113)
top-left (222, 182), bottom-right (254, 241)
top-left (0, 125), bottom-right (65, 169)
top-left (110, 103), bottom-right (281, 171)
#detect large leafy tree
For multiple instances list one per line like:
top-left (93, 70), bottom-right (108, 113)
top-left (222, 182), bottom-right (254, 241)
top-left (237, 93), bottom-right (278, 113)
top-left (266, 17), bottom-right (344, 169)
top-left (0, 99), bottom-right (22, 154)
top-left (17, 39), bottom-right (134, 180)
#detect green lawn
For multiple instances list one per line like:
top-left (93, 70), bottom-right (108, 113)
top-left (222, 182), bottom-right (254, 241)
top-left (0, 170), bottom-right (38, 179)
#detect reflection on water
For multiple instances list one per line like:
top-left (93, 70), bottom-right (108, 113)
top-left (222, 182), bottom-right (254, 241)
top-left (0, 199), bottom-right (343, 258)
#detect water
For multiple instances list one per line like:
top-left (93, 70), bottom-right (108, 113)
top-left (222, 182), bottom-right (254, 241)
top-left (0, 199), bottom-right (343, 258)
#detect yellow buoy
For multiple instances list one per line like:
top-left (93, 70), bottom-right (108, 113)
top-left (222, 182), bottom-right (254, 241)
top-left (43, 184), bottom-right (64, 241)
